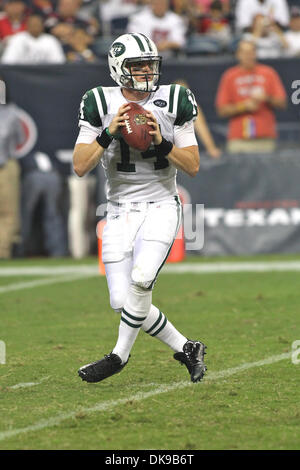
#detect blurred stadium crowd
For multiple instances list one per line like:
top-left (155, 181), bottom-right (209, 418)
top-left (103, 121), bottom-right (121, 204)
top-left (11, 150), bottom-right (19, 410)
top-left (0, 0), bottom-right (300, 63)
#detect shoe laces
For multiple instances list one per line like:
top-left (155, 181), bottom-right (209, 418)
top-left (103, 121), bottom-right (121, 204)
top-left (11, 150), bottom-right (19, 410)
top-left (104, 353), bottom-right (120, 363)
top-left (184, 341), bottom-right (200, 364)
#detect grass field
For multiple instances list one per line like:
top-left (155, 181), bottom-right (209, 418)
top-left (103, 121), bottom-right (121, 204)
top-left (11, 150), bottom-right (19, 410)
top-left (0, 254), bottom-right (300, 451)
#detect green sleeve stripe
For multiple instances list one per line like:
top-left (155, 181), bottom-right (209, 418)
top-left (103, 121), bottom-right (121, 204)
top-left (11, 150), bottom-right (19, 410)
top-left (92, 88), bottom-right (103, 117)
top-left (97, 87), bottom-right (108, 115)
top-left (175, 86), bottom-right (197, 126)
top-left (132, 34), bottom-right (145, 52)
top-left (168, 84), bottom-right (176, 114)
top-left (81, 90), bottom-right (102, 127)
top-left (176, 86), bottom-right (187, 117)
top-left (87, 90), bottom-right (98, 114)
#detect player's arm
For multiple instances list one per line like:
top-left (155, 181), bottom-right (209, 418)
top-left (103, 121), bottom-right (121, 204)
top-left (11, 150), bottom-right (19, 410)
top-left (73, 103), bottom-right (130, 177)
top-left (73, 141), bottom-right (105, 177)
top-left (146, 111), bottom-right (200, 178)
top-left (165, 144), bottom-right (200, 177)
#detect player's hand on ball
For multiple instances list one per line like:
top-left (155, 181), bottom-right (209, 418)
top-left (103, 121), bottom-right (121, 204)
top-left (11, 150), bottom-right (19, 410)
top-left (146, 111), bottom-right (162, 145)
top-left (108, 103), bottom-right (131, 137)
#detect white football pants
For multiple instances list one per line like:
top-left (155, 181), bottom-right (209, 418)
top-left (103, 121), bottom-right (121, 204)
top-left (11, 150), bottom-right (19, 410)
top-left (102, 196), bottom-right (182, 311)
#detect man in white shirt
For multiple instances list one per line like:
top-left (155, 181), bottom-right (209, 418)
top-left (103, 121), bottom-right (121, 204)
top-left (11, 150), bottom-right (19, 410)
top-left (99, 0), bottom-right (143, 35)
top-left (235, 0), bottom-right (290, 32)
top-left (1, 14), bottom-right (65, 64)
top-left (243, 14), bottom-right (287, 58)
top-left (284, 6), bottom-right (300, 57)
top-left (126, 0), bottom-right (187, 57)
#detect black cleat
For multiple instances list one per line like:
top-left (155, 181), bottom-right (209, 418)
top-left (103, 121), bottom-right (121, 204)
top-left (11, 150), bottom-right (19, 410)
top-left (78, 353), bottom-right (129, 383)
top-left (174, 340), bottom-right (207, 383)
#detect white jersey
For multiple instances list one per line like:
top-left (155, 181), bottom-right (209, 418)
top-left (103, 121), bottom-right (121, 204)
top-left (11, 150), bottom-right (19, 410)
top-left (77, 84), bottom-right (198, 202)
top-left (126, 7), bottom-right (187, 51)
top-left (1, 31), bottom-right (65, 64)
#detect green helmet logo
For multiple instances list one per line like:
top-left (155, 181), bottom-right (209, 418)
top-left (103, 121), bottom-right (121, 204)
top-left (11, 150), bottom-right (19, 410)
top-left (111, 42), bottom-right (126, 57)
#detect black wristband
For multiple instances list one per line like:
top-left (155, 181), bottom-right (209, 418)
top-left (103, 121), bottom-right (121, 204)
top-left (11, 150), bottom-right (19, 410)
top-left (96, 128), bottom-right (113, 149)
top-left (154, 137), bottom-right (173, 157)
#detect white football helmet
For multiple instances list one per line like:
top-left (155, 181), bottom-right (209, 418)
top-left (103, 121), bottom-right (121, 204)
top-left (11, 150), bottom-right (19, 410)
top-left (108, 33), bottom-right (162, 92)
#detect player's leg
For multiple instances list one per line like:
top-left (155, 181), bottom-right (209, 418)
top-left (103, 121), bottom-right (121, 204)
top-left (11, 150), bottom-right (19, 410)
top-left (78, 199), bottom-right (206, 382)
top-left (78, 201), bottom-right (178, 382)
top-left (131, 199), bottom-right (207, 382)
top-left (106, 255), bottom-right (151, 366)
top-left (95, 201), bottom-right (185, 367)
top-left (105, 254), bottom-right (133, 313)
top-left (142, 304), bottom-right (187, 352)
top-left (97, 252), bottom-right (188, 356)
top-left (134, 199), bottom-right (187, 351)
top-left (111, 198), bottom-right (182, 365)
top-left (96, 250), bottom-right (187, 357)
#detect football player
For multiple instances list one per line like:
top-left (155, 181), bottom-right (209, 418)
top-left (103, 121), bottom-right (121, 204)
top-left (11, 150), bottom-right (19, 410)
top-left (73, 32), bottom-right (207, 384)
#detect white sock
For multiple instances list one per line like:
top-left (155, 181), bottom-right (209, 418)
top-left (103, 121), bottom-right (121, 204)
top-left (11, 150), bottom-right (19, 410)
top-left (142, 305), bottom-right (187, 352)
top-left (112, 283), bottom-right (152, 363)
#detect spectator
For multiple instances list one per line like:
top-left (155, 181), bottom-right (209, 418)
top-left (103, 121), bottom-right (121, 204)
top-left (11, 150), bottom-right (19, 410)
top-left (19, 151), bottom-right (68, 257)
top-left (0, 80), bottom-right (25, 258)
top-left (47, 21), bottom-right (74, 48)
top-left (170, 0), bottom-right (194, 23)
top-left (243, 14), bottom-right (288, 58)
top-left (193, 0), bottom-right (232, 47)
top-left (127, 0), bottom-right (187, 57)
top-left (98, 0), bottom-right (144, 36)
top-left (29, 0), bottom-right (57, 18)
top-left (174, 78), bottom-right (222, 158)
top-left (76, 0), bottom-right (99, 24)
top-left (1, 14), bottom-right (66, 63)
top-left (191, 0), bottom-right (230, 15)
top-left (0, 0), bottom-right (27, 41)
top-left (235, 0), bottom-right (290, 32)
top-left (215, 40), bottom-right (287, 154)
top-left (45, 0), bottom-right (99, 40)
top-left (65, 26), bottom-right (98, 62)
top-left (284, 5), bottom-right (300, 56)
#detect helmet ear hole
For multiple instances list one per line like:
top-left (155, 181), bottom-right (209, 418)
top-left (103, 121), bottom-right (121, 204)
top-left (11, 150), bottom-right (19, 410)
top-left (120, 76), bottom-right (128, 85)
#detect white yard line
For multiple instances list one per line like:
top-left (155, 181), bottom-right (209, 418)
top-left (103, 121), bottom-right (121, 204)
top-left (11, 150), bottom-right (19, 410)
top-left (1, 261), bottom-right (300, 279)
top-left (163, 261), bottom-right (300, 273)
top-left (0, 351), bottom-right (291, 443)
top-left (0, 273), bottom-right (99, 294)
top-left (9, 377), bottom-right (50, 390)
top-left (0, 266), bottom-right (98, 277)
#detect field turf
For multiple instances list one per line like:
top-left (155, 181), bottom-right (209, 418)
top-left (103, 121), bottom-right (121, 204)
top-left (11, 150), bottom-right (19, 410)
top-left (0, 255), bottom-right (299, 451)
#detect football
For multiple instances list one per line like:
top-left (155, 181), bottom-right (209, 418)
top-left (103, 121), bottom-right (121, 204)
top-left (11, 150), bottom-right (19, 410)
top-left (121, 102), bottom-right (153, 152)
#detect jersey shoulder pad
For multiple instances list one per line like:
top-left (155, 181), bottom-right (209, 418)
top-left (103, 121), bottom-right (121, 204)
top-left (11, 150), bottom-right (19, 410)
top-left (168, 84), bottom-right (198, 126)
